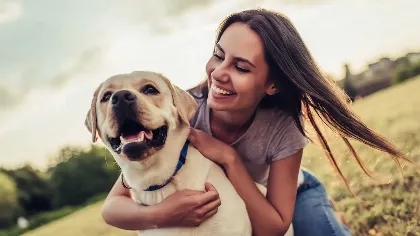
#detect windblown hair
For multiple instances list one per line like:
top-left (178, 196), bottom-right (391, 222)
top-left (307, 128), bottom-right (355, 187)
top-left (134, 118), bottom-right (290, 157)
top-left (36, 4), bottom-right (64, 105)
top-left (190, 8), bottom-right (414, 193)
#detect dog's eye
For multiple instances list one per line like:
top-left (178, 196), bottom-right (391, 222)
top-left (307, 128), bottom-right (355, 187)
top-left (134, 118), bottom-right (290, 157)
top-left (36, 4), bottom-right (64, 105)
top-left (101, 91), bottom-right (112, 102)
top-left (142, 85), bottom-right (159, 95)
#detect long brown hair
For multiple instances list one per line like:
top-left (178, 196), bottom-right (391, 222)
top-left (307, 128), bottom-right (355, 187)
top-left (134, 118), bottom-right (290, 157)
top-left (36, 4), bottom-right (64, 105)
top-left (190, 8), bottom-right (415, 193)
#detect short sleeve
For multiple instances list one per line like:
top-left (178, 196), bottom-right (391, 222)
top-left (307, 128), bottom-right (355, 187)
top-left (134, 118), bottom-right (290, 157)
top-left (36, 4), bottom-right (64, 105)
top-left (187, 88), bottom-right (206, 128)
top-left (268, 115), bottom-right (309, 162)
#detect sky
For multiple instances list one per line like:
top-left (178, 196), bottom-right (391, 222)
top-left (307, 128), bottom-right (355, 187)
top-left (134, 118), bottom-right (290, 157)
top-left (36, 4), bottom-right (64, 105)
top-left (1, 0), bottom-right (420, 169)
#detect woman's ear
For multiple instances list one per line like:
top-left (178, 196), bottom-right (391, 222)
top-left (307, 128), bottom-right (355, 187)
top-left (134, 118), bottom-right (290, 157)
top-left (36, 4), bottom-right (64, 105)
top-left (266, 83), bottom-right (279, 95)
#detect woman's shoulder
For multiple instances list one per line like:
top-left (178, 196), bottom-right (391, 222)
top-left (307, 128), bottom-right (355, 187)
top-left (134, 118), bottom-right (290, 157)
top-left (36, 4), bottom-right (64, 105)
top-left (257, 107), bottom-right (303, 130)
top-left (187, 86), bottom-right (208, 128)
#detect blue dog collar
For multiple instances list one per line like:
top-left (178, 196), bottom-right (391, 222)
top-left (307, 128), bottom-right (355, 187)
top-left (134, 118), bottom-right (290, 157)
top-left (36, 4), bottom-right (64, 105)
top-left (143, 140), bottom-right (189, 191)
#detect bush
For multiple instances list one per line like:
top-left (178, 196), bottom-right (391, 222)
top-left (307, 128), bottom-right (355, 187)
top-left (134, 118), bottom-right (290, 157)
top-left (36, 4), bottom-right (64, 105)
top-left (0, 172), bottom-right (20, 228)
top-left (1, 165), bottom-right (54, 217)
top-left (394, 61), bottom-right (420, 84)
top-left (48, 145), bottom-right (119, 208)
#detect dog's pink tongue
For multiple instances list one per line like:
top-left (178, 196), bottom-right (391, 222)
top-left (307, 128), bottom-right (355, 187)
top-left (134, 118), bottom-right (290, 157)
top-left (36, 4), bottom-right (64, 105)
top-left (124, 131), bottom-right (153, 141)
top-left (124, 131), bottom-right (143, 142)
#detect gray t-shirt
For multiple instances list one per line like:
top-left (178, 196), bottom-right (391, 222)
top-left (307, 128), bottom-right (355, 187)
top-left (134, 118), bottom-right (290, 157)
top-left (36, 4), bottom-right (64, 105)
top-left (189, 93), bottom-right (309, 187)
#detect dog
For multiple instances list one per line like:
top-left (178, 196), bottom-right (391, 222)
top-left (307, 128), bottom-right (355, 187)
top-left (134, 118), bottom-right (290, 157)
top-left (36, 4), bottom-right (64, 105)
top-left (85, 71), bottom-right (294, 236)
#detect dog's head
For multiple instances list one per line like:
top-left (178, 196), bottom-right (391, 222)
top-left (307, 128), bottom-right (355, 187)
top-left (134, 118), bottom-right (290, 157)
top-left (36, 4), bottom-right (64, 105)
top-left (85, 71), bottom-right (197, 163)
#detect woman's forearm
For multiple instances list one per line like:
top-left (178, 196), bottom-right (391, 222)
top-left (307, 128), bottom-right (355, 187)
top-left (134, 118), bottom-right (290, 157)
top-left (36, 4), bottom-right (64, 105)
top-left (102, 194), bottom-right (162, 230)
top-left (224, 156), bottom-right (290, 236)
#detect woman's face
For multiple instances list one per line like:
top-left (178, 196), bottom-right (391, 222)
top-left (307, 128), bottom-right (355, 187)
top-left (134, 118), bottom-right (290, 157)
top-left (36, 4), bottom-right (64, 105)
top-left (205, 22), bottom-right (276, 112)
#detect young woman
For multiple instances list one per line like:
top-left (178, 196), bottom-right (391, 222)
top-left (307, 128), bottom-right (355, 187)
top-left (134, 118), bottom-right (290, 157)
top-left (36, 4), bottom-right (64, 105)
top-left (101, 8), bottom-right (411, 236)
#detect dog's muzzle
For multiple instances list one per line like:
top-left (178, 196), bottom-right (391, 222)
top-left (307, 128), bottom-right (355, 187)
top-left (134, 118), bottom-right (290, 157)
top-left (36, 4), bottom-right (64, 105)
top-left (112, 90), bottom-right (137, 123)
top-left (107, 90), bottom-right (168, 161)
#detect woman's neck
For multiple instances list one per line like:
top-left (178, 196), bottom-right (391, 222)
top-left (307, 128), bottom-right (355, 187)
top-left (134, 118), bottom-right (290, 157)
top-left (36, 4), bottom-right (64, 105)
top-left (210, 107), bottom-right (256, 144)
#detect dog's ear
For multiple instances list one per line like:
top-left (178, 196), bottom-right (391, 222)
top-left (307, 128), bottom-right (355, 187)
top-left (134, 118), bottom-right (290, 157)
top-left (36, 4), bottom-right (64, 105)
top-left (85, 84), bottom-right (101, 142)
top-left (160, 75), bottom-right (198, 126)
top-left (172, 84), bottom-right (198, 125)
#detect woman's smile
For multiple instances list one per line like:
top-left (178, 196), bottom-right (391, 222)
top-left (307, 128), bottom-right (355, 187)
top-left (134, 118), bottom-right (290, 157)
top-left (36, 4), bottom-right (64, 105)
top-left (210, 83), bottom-right (236, 100)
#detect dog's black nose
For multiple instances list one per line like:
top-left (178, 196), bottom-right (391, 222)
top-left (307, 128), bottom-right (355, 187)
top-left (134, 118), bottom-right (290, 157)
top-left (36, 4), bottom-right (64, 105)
top-left (112, 90), bottom-right (136, 107)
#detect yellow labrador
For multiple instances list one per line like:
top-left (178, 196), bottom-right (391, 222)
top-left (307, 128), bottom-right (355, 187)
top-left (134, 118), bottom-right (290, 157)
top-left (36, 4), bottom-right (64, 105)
top-left (85, 71), bottom-right (294, 236)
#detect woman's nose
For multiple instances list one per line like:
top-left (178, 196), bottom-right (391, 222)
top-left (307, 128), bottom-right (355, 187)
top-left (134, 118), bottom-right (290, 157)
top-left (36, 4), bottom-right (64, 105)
top-left (211, 63), bottom-right (229, 83)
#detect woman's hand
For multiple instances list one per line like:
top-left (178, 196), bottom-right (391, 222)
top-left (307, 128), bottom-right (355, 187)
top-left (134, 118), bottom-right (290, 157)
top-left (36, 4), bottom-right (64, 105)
top-left (157, 182), bottom-right (221, 228)
top-left (188, 128), bottom-right (237, 167)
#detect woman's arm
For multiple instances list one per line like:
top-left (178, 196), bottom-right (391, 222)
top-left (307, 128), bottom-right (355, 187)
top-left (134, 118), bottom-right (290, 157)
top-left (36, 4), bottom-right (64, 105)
top-left (101, 176), bottom-right (162, 230)
top-left (225, 150), bottom-right (302, 236)
top-left (102, 175), bottom-right (222, 230)
top-left (189, 128), bottom-right (302, 236)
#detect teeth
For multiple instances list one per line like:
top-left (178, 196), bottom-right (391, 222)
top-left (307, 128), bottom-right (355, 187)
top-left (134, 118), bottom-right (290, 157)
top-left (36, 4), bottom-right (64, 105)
top-left (120, 132), bottom-right (145, 145)
top-left (211, 84), bottom-right (233, 95)
top-left (115, 143), bottom-right (122, 152)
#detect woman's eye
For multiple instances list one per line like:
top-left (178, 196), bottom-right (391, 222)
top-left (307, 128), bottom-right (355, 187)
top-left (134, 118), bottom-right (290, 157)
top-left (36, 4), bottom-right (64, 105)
top-left (213, 53), bottom-right (224, 60)
top-left (235, 66), bottom-right (250, 73)
top-left (142, 85), bottom-right (159, 95)
top-left (101, 91), bottom-right (112, 102)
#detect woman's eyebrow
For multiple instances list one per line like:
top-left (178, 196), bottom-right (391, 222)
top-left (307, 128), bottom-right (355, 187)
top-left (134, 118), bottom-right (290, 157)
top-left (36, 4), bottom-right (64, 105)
top-left (216, 43), bottom-right (256, 68)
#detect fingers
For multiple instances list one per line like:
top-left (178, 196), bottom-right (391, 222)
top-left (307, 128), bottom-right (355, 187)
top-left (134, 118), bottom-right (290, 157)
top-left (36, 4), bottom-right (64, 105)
top-left (193, 190), bottom-right (219, 206)
top-left (190, 207), bottom-right (218, 227)
top-left (193, 192), bottom-right (221, 225)
top-left (188, 128), bottom-right (201, 145)
top-left (189, 128), bottom-right (208, 146)
top-left (200, 195), bottom-right (221, 215)
top-left (203, 208), bottom-right (218, 219)
top-left (179, 183), bottom-right (218, 198)
top-left (186, 182), bottom-right (219, 208)
top-left (181, 189), bottom-right (206, 196)
top-left (204, 182), bottom-right (217, 192)
top-left (189, 128), bottom-right (203, 136)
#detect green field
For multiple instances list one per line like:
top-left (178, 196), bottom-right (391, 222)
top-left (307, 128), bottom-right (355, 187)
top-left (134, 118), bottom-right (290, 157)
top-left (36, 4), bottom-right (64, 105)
top-left (23, 76), bottom-right (420, 236)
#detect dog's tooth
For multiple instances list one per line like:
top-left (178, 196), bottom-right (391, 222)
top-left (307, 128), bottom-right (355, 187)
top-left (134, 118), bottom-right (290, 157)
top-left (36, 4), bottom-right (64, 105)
top-left (144, 131), bottom-right (153, 140)
top-left (115, 143), bottom-right (122, 152)
top-left (120, 136), bottom-right (127, 145)
top-left (138, 132), bottom-right (145, 142)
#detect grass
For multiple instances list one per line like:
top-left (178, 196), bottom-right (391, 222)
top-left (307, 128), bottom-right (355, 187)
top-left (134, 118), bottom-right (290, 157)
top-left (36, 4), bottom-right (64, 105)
top-left (22, 201), bottom-right (135, 236)
top-left (301, 75), bottom-right (420, 235)
top-left (23, 76), bottom-right (420, 236)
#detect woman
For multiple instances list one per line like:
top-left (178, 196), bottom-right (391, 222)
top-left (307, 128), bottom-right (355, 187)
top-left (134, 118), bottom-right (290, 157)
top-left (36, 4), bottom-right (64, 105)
top-left (101, 9), bottom-right (411, 235)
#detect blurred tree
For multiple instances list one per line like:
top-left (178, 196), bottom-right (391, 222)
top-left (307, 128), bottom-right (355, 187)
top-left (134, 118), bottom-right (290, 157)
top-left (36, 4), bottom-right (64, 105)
top-left (394, 61), bottom-right (420, 84)
top-left (343, 64), bottom-right (357, 101)
top-left (0, 172), bottom-right (20, 228)
top-left (48, 145), bottom-right (119, 208)
top-left (1, 165), bottom-right (53, 216)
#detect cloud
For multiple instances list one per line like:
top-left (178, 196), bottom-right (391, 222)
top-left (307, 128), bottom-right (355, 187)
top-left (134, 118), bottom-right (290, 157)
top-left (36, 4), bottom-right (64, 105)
top-left (0, 84), bottom-right (20, 108)
top-left (163, 0), bottom-right (216, 16)
top-left (124, 0), bottom-right (337, 35)
top-left (115, 0), bottom-right (218, 34)
top-left (0, 0), bottom-right (22, 24)
top-left (0, 46), bottom-right (105, 109)
top-left (278, 0), bottom-right (334, 4)
top-left (49, 46), bottom-right (105, 88)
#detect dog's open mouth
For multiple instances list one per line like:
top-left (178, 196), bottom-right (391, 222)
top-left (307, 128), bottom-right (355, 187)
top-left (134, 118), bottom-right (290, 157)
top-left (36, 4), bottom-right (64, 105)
top-left (107, 119), bottom-right (168, 156)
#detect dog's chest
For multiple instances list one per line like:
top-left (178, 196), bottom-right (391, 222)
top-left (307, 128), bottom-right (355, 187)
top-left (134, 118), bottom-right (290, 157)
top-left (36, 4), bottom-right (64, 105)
top-left (131, 150), bottom-right (212, 206)
top-left (130, 185), bottom-right (177, 205)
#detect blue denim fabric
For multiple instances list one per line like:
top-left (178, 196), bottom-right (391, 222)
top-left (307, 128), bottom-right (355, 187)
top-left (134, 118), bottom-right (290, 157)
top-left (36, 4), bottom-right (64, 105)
top-left (292, 170), bottom-right (352, 236)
